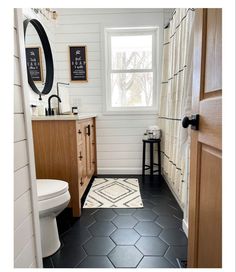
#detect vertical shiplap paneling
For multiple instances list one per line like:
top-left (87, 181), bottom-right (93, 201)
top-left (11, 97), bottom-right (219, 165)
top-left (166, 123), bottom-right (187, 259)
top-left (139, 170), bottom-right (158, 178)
top-left (55, 9), bottom-right (165, 174)
top-left (14, 237), bottom-right (37, 268)
top-left (14, 10), bottom-right (37, 267)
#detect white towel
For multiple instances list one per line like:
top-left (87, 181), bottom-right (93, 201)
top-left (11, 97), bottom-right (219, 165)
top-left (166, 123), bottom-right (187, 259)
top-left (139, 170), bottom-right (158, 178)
top-left (58, 85), bottom-right (71, 114)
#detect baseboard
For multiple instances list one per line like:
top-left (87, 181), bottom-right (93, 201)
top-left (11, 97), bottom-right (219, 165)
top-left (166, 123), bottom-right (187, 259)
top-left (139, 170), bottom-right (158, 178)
top-left (182, 218), bottom-right (188, 237)
top-left (161, 172), bottom-right (184, 211)
top-left (98, 168), bottom-right (142, 175)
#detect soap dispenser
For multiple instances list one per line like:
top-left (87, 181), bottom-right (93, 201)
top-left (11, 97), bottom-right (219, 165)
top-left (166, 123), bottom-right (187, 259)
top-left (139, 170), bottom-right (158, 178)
top-left (38, 96), bottom-right (45, 116)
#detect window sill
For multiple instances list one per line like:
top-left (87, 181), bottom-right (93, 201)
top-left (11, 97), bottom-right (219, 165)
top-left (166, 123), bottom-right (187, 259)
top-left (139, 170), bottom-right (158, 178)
top-left (103, 109), bottom-right (158, 116)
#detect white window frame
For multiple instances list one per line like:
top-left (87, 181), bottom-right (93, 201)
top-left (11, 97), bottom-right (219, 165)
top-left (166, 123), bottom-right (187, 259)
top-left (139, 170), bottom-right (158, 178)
top-left (104, 27), bottom-right (159, 114)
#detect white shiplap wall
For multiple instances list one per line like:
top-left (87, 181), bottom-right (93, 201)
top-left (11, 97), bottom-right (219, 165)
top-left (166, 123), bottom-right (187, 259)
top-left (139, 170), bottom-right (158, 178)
top-left (14, 9), bottom-right (42, 268)
top-left (54, 8), bottom-right (168, 174)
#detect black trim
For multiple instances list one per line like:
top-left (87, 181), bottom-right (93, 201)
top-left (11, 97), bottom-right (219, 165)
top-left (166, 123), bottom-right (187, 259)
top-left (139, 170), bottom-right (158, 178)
top-left (158, 117), bottom-right (181, 121)
top-left (160, 151), bottom-right (183, 175)
top-left (163, 41), bottom-right (170, 46)
top-left (24, 19), bottom-right (54, 98)
top-left (161, 65), bottom-right (187, 85)
top-left (165, 8), bottom-right (195, 28)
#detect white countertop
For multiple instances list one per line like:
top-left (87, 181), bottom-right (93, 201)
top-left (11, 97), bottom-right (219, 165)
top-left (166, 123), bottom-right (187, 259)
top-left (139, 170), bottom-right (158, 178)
top-left (32, 113), bottom-right (97, 121)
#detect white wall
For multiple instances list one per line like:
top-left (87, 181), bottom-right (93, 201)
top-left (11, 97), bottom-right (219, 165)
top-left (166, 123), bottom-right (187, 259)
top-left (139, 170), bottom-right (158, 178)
top-left (54, 8), bottom-right (171, 174)
top-left (14, 9), bottom-right (42, 268)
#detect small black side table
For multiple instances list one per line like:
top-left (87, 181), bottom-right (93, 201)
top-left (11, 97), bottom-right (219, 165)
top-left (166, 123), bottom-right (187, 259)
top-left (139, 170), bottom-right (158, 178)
top-left (142, 139), bottom-right (161, 176)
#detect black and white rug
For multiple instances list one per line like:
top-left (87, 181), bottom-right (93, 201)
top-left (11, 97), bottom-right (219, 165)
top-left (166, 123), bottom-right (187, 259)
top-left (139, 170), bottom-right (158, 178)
top-left (83, 178), bottom-right (143, 208)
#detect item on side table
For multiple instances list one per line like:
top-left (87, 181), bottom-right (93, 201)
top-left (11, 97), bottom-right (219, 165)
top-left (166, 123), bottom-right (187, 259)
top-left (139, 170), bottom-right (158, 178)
top-left (143, 133), bottom-right (148, 140)
top-left (146, 125), bottom-right (161, 139)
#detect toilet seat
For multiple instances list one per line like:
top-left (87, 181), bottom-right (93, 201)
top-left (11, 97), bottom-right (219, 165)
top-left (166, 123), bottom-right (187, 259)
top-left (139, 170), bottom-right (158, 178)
top-left (37, 179), bottom-right (69, 201)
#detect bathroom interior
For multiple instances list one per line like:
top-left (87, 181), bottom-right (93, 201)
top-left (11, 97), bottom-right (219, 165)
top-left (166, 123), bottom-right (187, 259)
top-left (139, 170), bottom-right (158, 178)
top-left (14, 7), bottom-right (223, 269)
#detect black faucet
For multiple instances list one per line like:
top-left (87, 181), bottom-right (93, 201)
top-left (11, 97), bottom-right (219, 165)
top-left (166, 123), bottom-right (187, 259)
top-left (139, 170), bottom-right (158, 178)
top-left (48, 95), bottom-right (61, 116)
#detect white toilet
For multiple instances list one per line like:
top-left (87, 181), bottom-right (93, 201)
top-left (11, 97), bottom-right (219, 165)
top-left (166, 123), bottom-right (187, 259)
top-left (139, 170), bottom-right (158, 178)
top-left (36, 179), bottom-right (71, 258)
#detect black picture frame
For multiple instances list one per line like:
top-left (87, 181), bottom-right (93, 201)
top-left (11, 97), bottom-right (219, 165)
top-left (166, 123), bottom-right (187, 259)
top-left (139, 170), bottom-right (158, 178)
top-left (69, 46), bottom-right (88, 82)
top-left (25, 47), bottom-right (43, 82)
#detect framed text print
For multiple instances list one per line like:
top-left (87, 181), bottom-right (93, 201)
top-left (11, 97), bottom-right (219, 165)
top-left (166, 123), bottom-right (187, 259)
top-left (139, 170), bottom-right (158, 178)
top-left (25, 47), bottom-right (43, 82)
top-left (69, 46), bottom-right (88, 82)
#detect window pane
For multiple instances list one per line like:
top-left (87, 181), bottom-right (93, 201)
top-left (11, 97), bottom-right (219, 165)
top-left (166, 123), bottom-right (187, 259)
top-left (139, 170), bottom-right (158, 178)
top-left (111, 35), bottom-right (152, 70)
top-left (111, 72), bottom-right (153, 107)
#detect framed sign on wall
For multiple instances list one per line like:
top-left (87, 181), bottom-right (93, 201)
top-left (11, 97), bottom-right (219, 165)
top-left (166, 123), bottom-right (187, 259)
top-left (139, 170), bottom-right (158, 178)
top-left (69, 46), bottom-right (88, 82)
top-left (25, 47), bottom-right (43, 82)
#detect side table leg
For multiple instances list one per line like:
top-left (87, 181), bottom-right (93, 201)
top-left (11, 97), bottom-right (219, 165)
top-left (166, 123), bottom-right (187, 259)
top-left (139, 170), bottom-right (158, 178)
top-left (150, 142), bottom-right (153, 176)
top-left (142, 141), bottom-right (146, 176)
top-left (158, 140), bottom-right (161, 175)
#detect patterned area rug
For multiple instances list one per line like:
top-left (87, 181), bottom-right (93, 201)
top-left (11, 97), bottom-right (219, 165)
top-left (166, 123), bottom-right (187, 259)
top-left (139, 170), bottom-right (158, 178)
top-left (83, 178), bottom-right (143, 208)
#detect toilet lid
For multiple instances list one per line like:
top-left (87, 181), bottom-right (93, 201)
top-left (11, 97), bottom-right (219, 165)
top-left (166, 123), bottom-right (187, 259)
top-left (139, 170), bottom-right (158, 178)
top-left (37, 179), bottom-right (69, 201)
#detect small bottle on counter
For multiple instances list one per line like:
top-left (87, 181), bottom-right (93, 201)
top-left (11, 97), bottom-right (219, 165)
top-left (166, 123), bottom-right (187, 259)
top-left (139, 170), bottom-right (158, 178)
top-left (143, 133), bottom-right (148, 140)
top-left (38, 99), bottom-right (45, 116)
top-left (31, 104), bottom-right (38, 116)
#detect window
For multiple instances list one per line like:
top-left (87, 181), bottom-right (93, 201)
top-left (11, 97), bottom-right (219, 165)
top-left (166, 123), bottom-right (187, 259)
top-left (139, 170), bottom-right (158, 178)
top-left (104, 27), bottom-right (159, 113)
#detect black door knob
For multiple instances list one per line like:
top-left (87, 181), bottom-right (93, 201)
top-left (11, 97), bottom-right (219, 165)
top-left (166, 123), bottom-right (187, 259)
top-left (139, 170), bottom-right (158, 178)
top-left (182, 114), bottom-right (199, 130)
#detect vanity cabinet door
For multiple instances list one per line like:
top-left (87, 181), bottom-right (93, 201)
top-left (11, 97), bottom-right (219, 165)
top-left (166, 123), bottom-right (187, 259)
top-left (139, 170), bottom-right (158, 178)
top-left (76, 123), bottom-right (83, 144)
top-left (85, 119), bottom-right (96, 178)
top-left (90, 120), bottom-right (96, 175)
top-left (77, 141), bottom-right (86, 196)
top-left (77, 118), bottom-right (97, 198)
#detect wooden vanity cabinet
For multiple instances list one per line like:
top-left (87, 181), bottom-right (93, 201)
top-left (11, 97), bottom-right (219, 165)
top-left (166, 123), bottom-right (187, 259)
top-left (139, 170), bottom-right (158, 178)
top-left (32, 117), bottom-right (97, 217)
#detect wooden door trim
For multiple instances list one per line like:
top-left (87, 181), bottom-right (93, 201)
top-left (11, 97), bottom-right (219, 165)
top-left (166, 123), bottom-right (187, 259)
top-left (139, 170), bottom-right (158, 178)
top-left (188, 9), bottom-right (205, 267)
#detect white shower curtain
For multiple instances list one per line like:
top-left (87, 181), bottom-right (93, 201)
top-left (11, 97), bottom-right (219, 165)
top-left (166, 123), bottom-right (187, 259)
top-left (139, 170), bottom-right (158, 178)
top-left (159, 9), bottom-right (195, 208)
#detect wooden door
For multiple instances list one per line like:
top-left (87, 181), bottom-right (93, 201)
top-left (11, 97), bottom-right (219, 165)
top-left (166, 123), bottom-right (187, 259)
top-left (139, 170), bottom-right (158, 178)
top-left (187, 9), bottom-right (222, 268)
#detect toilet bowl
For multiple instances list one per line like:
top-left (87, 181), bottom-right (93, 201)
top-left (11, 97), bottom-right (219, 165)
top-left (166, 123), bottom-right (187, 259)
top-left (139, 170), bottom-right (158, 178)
top-left (37, 179), bottom-right (71, 258)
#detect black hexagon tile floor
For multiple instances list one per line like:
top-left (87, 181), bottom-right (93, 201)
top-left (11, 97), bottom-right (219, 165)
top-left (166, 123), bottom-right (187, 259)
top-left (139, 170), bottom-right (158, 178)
top-left (134, 221), bottom-right (162, 236)
top-left (88, 221), bottom-right (117, 236)
top-left (112, 215), bottom-right (138, 228)
top-left (136, 236), bottom-right (169, 255)
top-left (108, 246), bottom-right (143, 268)
top-left (83, 237), bottom-right (116, 255)
top-left (43, 175), bottom-right (188, 268)
top-left (110, 228), bottom-right (140, 245)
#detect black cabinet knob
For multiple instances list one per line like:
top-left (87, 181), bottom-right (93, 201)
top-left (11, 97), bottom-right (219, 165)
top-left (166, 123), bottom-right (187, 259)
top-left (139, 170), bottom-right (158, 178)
top-left (182, 114), bottom-right (199, 130)
top-left (80, 178), bottom-right (83, 186)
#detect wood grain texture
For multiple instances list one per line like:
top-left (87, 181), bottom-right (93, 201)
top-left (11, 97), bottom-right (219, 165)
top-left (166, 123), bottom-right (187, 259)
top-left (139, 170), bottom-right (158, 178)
top-left (204, 9), bottom-right (222, 93)
top-left (199, 97), bottom-right (222, 150)
top-left (187, 9), bottom-right (222, 268)
top-left (197, 145), bottom-right (222, 268)
top-left (32, 118), bottom-right (97, 217)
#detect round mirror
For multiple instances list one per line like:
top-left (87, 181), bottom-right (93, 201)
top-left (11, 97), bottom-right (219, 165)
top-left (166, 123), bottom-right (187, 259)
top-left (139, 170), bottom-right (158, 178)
top-left (24, 19), bottom-right (54, 99)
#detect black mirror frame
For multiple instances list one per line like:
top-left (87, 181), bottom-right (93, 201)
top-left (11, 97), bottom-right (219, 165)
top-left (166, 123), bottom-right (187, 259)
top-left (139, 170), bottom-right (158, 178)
top-left (23, 18), bottom-right (54, 99)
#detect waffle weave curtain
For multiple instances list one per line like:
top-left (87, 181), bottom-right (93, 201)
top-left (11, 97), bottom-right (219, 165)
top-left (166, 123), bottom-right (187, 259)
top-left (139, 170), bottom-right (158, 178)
top-left (158, 9), bottom-right (195, 208)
